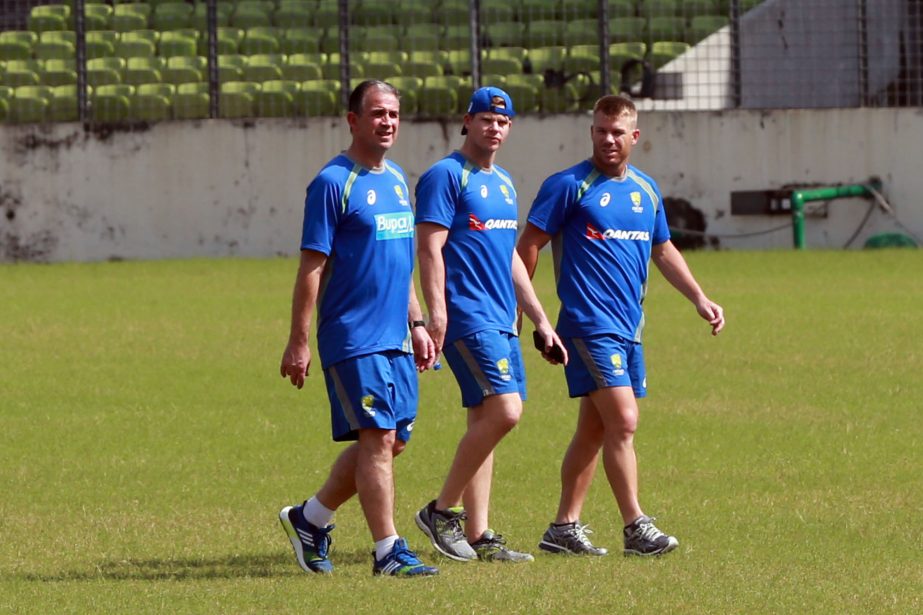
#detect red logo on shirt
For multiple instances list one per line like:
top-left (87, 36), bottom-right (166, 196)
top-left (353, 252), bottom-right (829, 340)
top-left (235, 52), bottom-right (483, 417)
top-left (469, 213), bottom-right (486, 230)
top-left (585, 223), bottom-right (606, 240)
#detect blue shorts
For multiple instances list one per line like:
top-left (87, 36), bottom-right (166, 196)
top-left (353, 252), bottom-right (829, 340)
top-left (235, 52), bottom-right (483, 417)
top-left (442, 330), bottom-right (527, 408)
top-left (563, 334), bottom-right (647, 399)
top-left (323, 350), bottom-right (418, 443)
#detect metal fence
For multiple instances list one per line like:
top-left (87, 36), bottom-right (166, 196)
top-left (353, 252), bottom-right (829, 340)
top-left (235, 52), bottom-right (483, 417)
top-left (0, 0), bottom-right (920, 124)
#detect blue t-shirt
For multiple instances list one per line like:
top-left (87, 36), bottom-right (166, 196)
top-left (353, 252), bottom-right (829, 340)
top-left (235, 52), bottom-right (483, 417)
top-left (415, 151), bottom-right (519, 344)
top-left (301, 154), bottom-right (415, 368)
top-left (527, 160), bottom-right (671, 342)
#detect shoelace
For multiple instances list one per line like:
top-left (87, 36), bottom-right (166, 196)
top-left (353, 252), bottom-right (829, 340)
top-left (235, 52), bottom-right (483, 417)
top-left (314, 526), bottom-right (334, 557)
top-left (570, 523), bottom-right (597, 547)
top-left (440, 509), bottom-right (468, 541)
top-left (634, 518), bottom-right (665, 541)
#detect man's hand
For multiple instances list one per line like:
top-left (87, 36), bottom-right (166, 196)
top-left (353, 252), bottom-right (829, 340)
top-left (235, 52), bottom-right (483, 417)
top-left (536, 322), bottom-right (568, 365)
top-left (411, 325), bottom-right (437, 372)
top-left (425, 311), bottom-right (447, 358)
top-left (280, 340), bottom-right (311, 389)
top-left (696, 298), bottom-right (725, 335)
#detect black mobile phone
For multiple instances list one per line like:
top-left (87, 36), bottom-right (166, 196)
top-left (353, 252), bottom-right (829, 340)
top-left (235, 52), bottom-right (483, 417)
top-left (532, 330), bottom-right (565, 363)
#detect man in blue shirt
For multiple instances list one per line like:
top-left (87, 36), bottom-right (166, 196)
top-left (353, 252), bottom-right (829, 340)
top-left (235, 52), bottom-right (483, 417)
top-left (518, 95), bottom-right (725, 557)
top-left (414, 87), bottom-right (566, 563)
top-left (278, 80), bottom-right (437, 577)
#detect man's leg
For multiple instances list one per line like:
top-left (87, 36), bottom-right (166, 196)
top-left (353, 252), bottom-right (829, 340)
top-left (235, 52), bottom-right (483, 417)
top-left (554, 396), bottom-right (604, 524)
top-left (355, 427), bottom-right (398, 541)
top-left (314, 440), bottom-right (406, 512)
top-left (588, 386), bottom-right (643, 525)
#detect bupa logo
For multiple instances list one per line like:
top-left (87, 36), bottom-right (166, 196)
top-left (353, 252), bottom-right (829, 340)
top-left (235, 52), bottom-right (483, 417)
top-left (499, 185), bottom-right (514, 205)
top-left (469, 213), bottom-right (518, 231)
top-left (631, 191), bottom-right (643, 213)
top-left (585, 223), bottom-right (650, 242)
top-left (367, 189), bottom-right (377, 205)
top-left (600, 192), bottom-right (611, 207)
top-left (394, 185), bottom-right (410, 207)
top-left (375, 212), bottom-right (415, 240)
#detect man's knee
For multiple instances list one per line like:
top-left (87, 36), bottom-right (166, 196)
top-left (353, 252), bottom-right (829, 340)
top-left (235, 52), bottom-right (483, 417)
top-left (358, 428), bottom-right (397, 455)
top-left (392, 439), bottom-right (407, 457)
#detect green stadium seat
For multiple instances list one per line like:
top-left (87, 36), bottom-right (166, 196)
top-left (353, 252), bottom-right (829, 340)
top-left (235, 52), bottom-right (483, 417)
top-left (540, 82), bottom-right (580, 113)
top-left (524, 21), bottom-right (564, 48)
top-left (525, 46), bottom-right (566, 74)
top-left (518, 0), bottom-right (559, 23)
top-left (482, 57), bottom-right (524, 76)
top-left (482, 2), bottom-right (515, 22)
top-left (312, 6), bottom-right (340, 28)
top-left (254, 79), bottom-right (299, 116)
top-left (231, 3), bottom-right (273, 30)
top-left (648, 16), bottom-right (686, 43)
top-left (281, 28), bottom-right (321, 55)
top-left (87, 57), bottom-right (126, 87)
top-left (649, 40), bottom-right (690, 67)
top-left (486, 22), bottom-right (526, 48)
top-left (86, 31), bottom-right (117, 59)
top-left (114, 36), bottom-right (157, 59)
top-left (609, 41), bottom-right (646, 71)
top-left (445, 49), bottom-right (473, 76)
top-left (293, 86), bottom-right (337, 116)
top-left (385, 76), bottom-right (423, 113)
top-left (132, 82), bottom-right (174, 121)
top-left (366, 50), bottom-right (408, 66)
top-left (34, 31), bottom-right (76, 60)
top-left (504, 82), bottom-right (539, 113)
top-left (191, 4), bottom-right (233, 29)
top-left (408, 50), bottom-right (449, 74)
top-left (506, 72), bottom-right (544, 91)
top-left (480, 73), bottom-right (508, 88)
top-left (85, 4), bottom-right (113, 30)
top-left (560, 0), bottom-right (599, 20)
top-left (10, 85), bottom-right (53, 123)
top-left (124, 56), bottom-right (165, 85)
top-left (401, 60), bottom-right (443, 79)
top-left (401, 30), bottom-right (440, 53)
top-left (321, 58), bottom-right (364, 81)
top-left (2, 60), bottom-right (42, 87)
top-left (92, 83), bottom-right (135, 122)
top-left (197, 27), bottom-right (245, 56)
top-left (641, 0), bottom-right (682, 17)
top-left (688, 15), bottom-right (730, 43)
top-left (0, 31), bottom-right (36, 61)
top-left (417, 84), bottom-right (456, 116)
top-left (173, 81), bottom-right (210, 119)
top-left (442, 25), bottom-right (472, 51)
top-left (161, 55), bottom-right (207, 85)
top-left (49, 84), bottom-right (86, 122)
top-left (273, 1), bottom-right (313, 28)
top-left (484, 46), bottom-right (528, 64)
top-left (350, 1), bottom-right (395, 27)
top-left (357, 31), bottom-right (400, 53)
top-left (397, 0), bottom-right (434, 26)
top-left (563, 19), bottom-right (601, 47)
top-left (239, 27), bottom-right (282, 54)
top-left (219, 80), bottom-right (260, 118)
top-left (40, 59), bottom-right (77, 86)
top-left (282, 54), bottom-right (323, 81)
top-left (425, 74), bottom-right (464, 90)
top-left (151, 3), bottom-right (194, 31)
top-left (563, 52), bottom-right (601, 75)
top-left (27, 5), bottom-right (70, 33)
top-left (159, 32), bottom-right (199, 58)
top-left (683, 0), bottom-right (723, 17)
top-left (242, 54), bottom-right (286, 82)
top-left (436, 0), bottom-right (469, 28)
top-left (112, 5), bottom-right (151, 32)
top-left (319, 27), bottom-right (343, 55)
top-left (301, 78), bottom-right (340, 96)
top-left (609, 0), bottom-right (638, 18)
top-left (609, 17), bottom-right (648, 43)
top-left (217, 54), bottom-right (247, 83)
top-left (363, 61), bottom-right (402, 80)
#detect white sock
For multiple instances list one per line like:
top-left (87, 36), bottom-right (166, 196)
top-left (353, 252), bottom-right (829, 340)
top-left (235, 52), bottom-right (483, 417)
top-left (374, 535), bottom-right (399, 561)
top-left (302, 496), bottom-right (335, 528)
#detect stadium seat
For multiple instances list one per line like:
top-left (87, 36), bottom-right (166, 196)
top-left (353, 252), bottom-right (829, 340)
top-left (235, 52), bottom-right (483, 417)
top-left (0, 31), bottom-right (36, 61)
top-left (231, 2), bottom-right (273, 29)
top-left (564, 47), bottom-right (603, 75)
top-left (91, 83), bottom-right (135, 122)
top-left (608, 0), bottom-right (637, 18)
top-left (162, 55), bottom-right (207, 85)
top-left (27, 5), bottom-right (70, 33)
top-left (219, 80), bottom-right (260, 118)
top-left (504, 82), bottom-right (539, 113)
top-left (293, 86), bottom-right (337, 116)
top-left (641, 0), bottom-right (683, 17)
top-left (40, 59), bottom-right (78, 86)
top-left (254, 79), bottom-right (299, 117)
top-left (2, 60), bottom-right (42, 87)
top-left (9, 85), bottom-right (53, 123)
top-left (400, 30), bottom-right (440, 54)
top-left (312, 6), bottom-right (340, 28)
top-left (649, 40), bottom-right (690, 67)
top-left (132, 82), bottom-right (174, 121)
top-left (283, 54), bottom-right (323, 81)
top-left (49, 83), bottom-right (86, 122)
top-left (366, 50), bottom-right (408, 66)
top-left (688, 15), bottom-right (730, 43)
top-left (540, 82), bottom-right (580, 113)
top-left (417, 84), bottom-right (456, 116)
top-left (87, 57), bottom-right (126, 87)
top-left (173, 81), bottom-right (210, 119)
top-left (273, 1), bottom-right (313, 28)
top-left (357, 31), bottom-right (400, 53)
top-left (114, 37), bottom-right (156, 59)
top-left (425, 74), bottom-right (464, 90)
top-left (609, 41), bottom-right (646, 71)
top-left (86, 31), bottom-right (117, 59)
top-left (524, 21), bottom-right (564, 48)
top-left (385, 76), bottom-right (422, 113)
top-left (560, 0), bottom-right (599, 20)
top-left (111, 5), bottom-right (151, 33)
top-left (159, 32), bottom-right (199, 58)
top-left (198, 27), bottom-right (245, 56)
top-left (481, 2), bottom-right (515, 23)
top-left (151, 3), bottom-right (193, 31)
top-left (518, 0), bottom-right (559, 23)
top-left (363, 61), bottom-right (402, 80)
top-left (321, 57), bottom-right (364, 81)
top-left (436, 0), bottom-right (469, 29)
top-left (481, 57), bottom-right (524, 77)
top-left (84, 4), bottom-right (113, 30)
top-left (301, 78), bottom-right (340, 96)
top-left (281, 28), bottom-right (321, 55)
top-left (351, 0), bottom-right (395, 27)
top-left (243, 54), bottom-right (285, 82)
top-left (442, 25), bottom-right (473, 51)
top-left (124, 56), bottom-right (165, 85)
top-left (191, 4), bottom-right (232, 29)
top-left (240, 27), bottom-right (282, 54)
top-left (683, 0), bottom-right (723, 18)
top-left (401, 60), bottom-right (443, 79)
top-left (486, 22), bottom-right (526, 48)
top-left (480, 74), bottom-right (507, 88)
top-left (648, 17), bottom-right (686, 43)
top-left (525, 46), bottom-right (566, 74)
top-left (484, 47), bottom-right (528, 64)
top-left (609, 17), bottom-right (648, 43)
top-left (563, 19), bottom-right (602, 47)
top-left (407, 50), bottom-right (449, 75)
top-left (445, 49), bottom-right (473, 76)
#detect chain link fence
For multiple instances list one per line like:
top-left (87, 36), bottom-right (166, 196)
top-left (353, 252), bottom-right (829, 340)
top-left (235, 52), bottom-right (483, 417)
top-left (1, 0), bottom-right (920, 124)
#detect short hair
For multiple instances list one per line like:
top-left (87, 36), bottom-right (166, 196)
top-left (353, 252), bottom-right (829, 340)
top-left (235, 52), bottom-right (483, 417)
top-left (348, 80), bottom-right (400, 115)
top-left (593, 95), bottom-right (637, 121)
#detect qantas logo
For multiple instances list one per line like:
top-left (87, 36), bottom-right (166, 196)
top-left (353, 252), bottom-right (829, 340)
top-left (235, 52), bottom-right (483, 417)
top-left (469, 213), bottom-right (518, 231)
top-left (585, 223), bottom-right (650, 241)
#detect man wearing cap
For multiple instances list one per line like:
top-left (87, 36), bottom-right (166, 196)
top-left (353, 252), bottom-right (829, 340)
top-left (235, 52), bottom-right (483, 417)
top-left (412, 87), bottom-right (566, 563)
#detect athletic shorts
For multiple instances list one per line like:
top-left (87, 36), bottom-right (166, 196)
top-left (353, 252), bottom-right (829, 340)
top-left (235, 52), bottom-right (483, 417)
top-left (323, 350), bottom-right (418, 443)
top-left (563, 334), bottom-right (647, 399)
top-left (442, 330), bottom-right (526, 408)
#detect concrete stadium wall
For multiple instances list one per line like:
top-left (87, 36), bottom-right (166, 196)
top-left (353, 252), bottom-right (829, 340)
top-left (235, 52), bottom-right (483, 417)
top-left (1, 107), bottom-right (921, 262)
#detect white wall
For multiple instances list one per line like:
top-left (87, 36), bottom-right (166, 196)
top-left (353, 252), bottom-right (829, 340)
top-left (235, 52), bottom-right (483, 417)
top-left (1, 107), bottom-right (921, 262)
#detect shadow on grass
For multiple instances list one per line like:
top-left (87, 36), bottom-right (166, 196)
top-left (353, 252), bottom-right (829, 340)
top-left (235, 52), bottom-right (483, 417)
top-left (12, 550), bottom-right (376, 582)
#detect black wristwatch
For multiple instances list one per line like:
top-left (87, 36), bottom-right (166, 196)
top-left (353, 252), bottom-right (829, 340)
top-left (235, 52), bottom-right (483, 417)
top-left (409, 320), bottom-right (426, 330)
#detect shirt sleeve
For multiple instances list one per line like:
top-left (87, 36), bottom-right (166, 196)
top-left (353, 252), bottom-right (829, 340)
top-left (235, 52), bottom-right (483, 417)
top-left (300, 173), bottom-right (341, 254)
top-left (414, 163), bottom-right (458, 229)
top-left (651, 182), bottom-right (671, 245)
top-left (527, 171), bottom-right (575, 236)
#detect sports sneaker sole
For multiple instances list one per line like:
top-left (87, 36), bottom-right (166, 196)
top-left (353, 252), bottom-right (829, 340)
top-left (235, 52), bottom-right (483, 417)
top-left (278, 506), bottom-right (332, 574)
top-left (538, 539), bottom-right (609, 556)
top-left (623, 537), bottom-right (679, 557)
top-left (414, 510), bottom-right (476, 562)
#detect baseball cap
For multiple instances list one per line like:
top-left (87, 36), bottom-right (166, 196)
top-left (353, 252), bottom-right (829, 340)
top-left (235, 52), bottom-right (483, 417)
top-left (461, 86), bottom-right (516, 135)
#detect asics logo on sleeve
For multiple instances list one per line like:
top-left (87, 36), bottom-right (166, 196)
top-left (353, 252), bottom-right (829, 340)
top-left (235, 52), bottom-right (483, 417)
top-left (585, 223), bottom-right (650, 241)
top-left (469, 213), bottom-right (518, 231)
top-left (376, 212), bottom-right (415, 239)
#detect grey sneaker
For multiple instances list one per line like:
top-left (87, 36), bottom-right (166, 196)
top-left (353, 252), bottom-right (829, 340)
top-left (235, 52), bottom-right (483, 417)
top-left (623, 515), bottom-right (679, 556)
top-left (470, 529), bottom-right (534, 563)
top-left (538, 521), bottom-right (609, 556)
top-left (414, 500), bottom-right (477, 561)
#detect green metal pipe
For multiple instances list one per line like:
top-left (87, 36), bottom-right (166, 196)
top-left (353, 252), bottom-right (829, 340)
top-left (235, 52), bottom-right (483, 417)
top-left (790, 183), bottom-right (879, 249)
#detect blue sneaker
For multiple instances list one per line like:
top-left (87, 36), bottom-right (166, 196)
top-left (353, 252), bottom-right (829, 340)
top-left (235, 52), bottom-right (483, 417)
top-left (372, 538), bottom-right (439, 577)
top-left (279, 503), bottom-right (334, 574)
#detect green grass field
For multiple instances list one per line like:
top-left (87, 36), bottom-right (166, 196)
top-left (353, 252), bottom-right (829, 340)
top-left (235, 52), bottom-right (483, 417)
top-left (1, 251), bottom-right (921, 613)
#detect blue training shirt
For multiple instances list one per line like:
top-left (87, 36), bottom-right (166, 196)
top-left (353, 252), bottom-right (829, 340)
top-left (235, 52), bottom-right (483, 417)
top-left (527, 160), bottom-right (671, 343)
top-left (301, 153), bottom-right (415, 368)
top-left (415, 151), bottom-right (519, 345)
